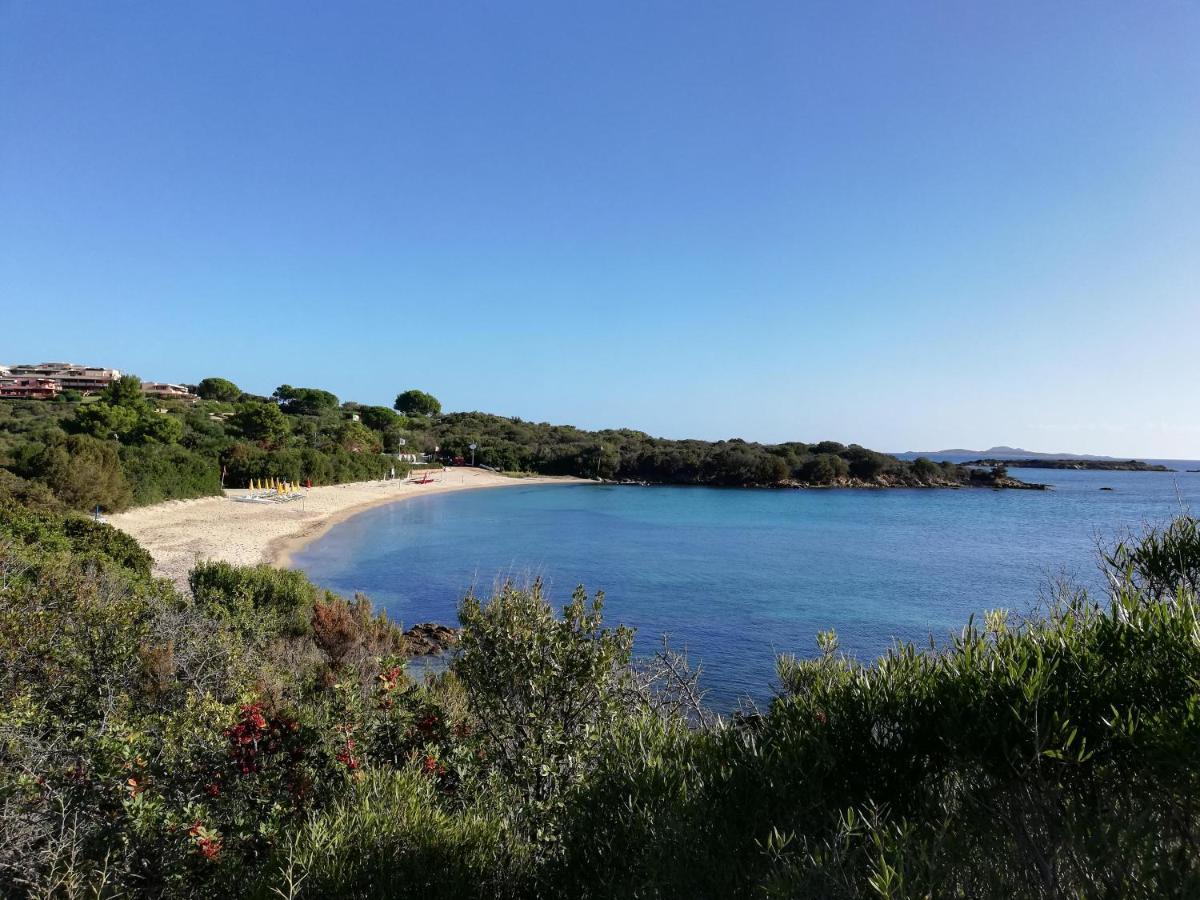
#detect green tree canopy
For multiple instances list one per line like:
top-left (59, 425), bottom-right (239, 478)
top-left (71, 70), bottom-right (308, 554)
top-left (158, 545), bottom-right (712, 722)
top-left (337, 420), bottom-right (383, 454)
top-left (359, 405), bottom-right (402, 432)
top-left (101, 374), bottom-right (149, 409)
top-left (195, 377), bottom-right (242, 401)
top-left (231, 401), bottom-right (290, 447)
top-left (393, 389), bottom-right (441, 417)
top-left (133, 412), bottom-right (184, 445)
top-left (273, 384), bottom-right (339, 416)
top-left (19, 433), bottom-right (132, 512)
top-left (72, 402), bottom-right (141, 441)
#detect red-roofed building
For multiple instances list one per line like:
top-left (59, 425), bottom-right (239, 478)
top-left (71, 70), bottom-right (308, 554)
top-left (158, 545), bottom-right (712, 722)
top-left (0, 377), bottom-right (62, 399)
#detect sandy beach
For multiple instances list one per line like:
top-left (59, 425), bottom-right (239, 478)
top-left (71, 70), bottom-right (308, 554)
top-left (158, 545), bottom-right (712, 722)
top-left (108, 469), bottom-right (585, 589)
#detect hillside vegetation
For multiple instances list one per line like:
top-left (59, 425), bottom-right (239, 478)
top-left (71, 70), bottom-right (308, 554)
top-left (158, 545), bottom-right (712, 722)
top-left (0, 377), bottom-right (412, 514)
top-left (1, 378), bottom-right (1018, 515)
top-left (1, 488), bottom-right (1197, 897)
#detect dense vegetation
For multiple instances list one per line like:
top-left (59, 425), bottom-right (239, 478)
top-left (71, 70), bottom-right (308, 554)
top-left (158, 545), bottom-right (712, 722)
top-left (0, 377), bottom-right (411, 514)
top-left (423, 411), bottom-right (1004, 488)
top-left (1, 486), bottom-right (1197, 897)
top-left (0, 377), bottom-right (1020, 515)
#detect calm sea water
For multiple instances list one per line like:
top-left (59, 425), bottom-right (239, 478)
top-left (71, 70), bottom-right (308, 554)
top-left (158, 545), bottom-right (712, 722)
top-left (291, 464), bottom-right (1200, 708)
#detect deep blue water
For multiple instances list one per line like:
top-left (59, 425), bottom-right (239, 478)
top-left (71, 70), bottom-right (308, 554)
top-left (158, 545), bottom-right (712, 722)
top-left (292, 465), bottom-right (1200, 708)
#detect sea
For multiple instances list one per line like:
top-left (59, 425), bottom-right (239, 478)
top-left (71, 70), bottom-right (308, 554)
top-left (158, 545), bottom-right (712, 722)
top-left (290, 460), bottom-right (1200, 709)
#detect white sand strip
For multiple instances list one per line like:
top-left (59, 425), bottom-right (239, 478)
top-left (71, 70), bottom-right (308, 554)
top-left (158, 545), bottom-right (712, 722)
top-left (107, 469), bottom-right (586, 590)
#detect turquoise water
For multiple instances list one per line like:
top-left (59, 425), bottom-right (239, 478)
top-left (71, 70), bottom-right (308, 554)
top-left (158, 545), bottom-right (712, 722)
top-left (291, 466), bottom-right (1200, 708)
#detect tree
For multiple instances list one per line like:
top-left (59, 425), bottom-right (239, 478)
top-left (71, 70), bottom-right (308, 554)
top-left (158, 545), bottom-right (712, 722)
top-left (337, 421), bottom-right (382, 454)
top-left (232, 402), bottom-right (290, 447)
top-left (101, 374), bottom-right (149, 409)
top-left (912, 456), bottom-right (941, 481)
top-left (132, 412), bottom-right (184, 445)
top-left (846, 450), bottom-right (886, 481)
top-left (196, 377), bottom-right (242, 402)
top-left (22, 433), bottom-right (132, 512)
top-left (800, 453), bottom-right (848, 484)
top-left (393, 389), bottom-right (441, 417)
top-left (73, 401), bottom-right (141, 441)
top-left (758, 454), bottom-right (791, 484)
top-left (273, 384), bottom-right (340, 416)
top-left (359, 405), bottom-right (402, 432)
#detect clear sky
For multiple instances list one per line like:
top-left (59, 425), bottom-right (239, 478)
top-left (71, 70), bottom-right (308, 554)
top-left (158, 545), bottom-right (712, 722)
top-left (2, 3), bottom-right (1197, 457)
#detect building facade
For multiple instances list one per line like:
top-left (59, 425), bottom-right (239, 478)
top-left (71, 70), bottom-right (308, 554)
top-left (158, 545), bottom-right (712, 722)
top-left (6, 362), bottom-right (121, 393)
top-left (0, 377), bottom-right (62, 400)
top-left (140, 382), bottom-right (198, 401)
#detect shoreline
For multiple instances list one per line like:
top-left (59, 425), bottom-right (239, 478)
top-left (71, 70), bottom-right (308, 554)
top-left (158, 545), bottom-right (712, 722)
top-left (107, 469), bottom-right (587, 590)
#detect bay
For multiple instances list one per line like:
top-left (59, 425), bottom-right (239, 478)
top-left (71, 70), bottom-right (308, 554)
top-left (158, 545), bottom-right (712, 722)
top-left (291, 464), bottom-right (1200, 708)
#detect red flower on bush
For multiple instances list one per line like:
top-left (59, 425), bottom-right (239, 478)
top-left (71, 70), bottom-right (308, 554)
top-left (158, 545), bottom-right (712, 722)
top-left (335, 736), bottom-right (359, 771)
top-left (225, 703), bottom-right (306, 777)
top-left (188, 821), bottom-right (222, 862)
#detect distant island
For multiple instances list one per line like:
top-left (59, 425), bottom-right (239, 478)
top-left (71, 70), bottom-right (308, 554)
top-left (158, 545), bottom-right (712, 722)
top-left (963, 458), bottom-right (1174, 472)
top-left (902, 445), bottom-right (1133, 462)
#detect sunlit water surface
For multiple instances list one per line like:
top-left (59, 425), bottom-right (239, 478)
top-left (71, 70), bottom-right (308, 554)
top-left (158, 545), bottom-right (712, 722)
top-left (292, 464), bottom-right (1200, 708)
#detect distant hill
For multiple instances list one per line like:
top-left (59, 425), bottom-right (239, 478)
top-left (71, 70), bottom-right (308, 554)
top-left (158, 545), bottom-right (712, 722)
top-left (900, 446), bottom-right (1124, 462)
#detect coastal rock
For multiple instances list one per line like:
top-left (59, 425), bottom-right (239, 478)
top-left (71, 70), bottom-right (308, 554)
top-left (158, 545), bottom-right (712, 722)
top-left (403, 622), bottom-right (461, 656)
top-left (986, 475), bottom-right (1048, 491)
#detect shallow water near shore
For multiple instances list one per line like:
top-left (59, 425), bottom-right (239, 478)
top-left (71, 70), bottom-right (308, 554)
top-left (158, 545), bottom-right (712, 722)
top-left (292, 466), bottom-right (1200, 709)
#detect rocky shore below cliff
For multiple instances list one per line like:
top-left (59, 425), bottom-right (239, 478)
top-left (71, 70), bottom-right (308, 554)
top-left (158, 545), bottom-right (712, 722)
top-left (779, 472), bottom-right (1047, 490)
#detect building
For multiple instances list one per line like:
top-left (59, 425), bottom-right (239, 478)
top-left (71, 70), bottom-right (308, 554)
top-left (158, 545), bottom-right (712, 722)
top-left (140, 382), bottom-right (197, 401)
top-left (0, 377), bottom-right (62, 400)
top-left (6, 362), bottom-right (121, 393)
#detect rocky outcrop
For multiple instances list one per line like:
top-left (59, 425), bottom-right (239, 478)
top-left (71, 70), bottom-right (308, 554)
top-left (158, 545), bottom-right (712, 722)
top-left (402, 622), bottom-right (460, 656)
top-left (776, 472), bottom-right (1047, 490)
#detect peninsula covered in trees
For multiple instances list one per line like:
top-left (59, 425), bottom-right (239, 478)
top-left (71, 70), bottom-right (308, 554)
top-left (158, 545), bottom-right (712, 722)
top-left (0, 373), bottom-right (1036, 515)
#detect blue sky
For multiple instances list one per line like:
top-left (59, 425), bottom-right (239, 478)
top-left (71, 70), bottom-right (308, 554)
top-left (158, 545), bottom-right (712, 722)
top-left (2, 2), bottom-right (1197, 457)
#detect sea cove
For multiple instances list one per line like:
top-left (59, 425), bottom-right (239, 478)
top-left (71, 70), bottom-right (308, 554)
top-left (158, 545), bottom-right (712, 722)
top-left (292, 465), bottom-right (1200, 708)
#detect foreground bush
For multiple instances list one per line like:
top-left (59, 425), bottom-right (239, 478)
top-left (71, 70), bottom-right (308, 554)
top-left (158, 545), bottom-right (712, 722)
top-left (558, 591), bottom-right (1200, 897)
top-left (1, 509), bottom-right (1198, 898)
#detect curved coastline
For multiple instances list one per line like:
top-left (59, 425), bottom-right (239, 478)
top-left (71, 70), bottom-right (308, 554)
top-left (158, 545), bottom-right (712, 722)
top-left (107, 470), bottom-right (587, 590)
top-left (267, 475), bottom-right (585, 570)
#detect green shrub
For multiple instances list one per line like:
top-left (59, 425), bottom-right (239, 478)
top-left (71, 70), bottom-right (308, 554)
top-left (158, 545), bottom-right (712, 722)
top-left (16, 432), bottom-right (132, 512)
top-left (120, 442), bottom-right (223, 505)
top-left (0, 501), bottom-right (152, 576)
top-left (255, 770), bottom-right (531, 899)
top-left (455, 580), bottom-right (633, 848)
top-left (189, 560), bottom-right (319, 635)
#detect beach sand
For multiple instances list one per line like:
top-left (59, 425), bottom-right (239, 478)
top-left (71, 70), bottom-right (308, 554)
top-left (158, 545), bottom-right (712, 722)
top-left (107, 469), bottom-right (585, 589)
